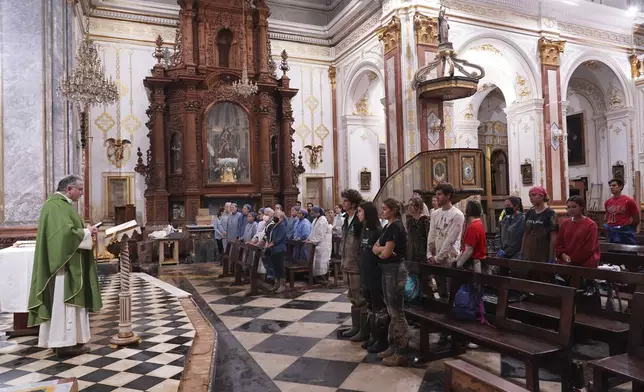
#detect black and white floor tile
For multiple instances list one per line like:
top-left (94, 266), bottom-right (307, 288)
top-left (0, 275), bottom-right (194, 391)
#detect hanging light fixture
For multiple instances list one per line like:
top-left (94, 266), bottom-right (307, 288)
top-left (232, 0), bottom-right (258, 97)
top-left (58, 16), bottom-right (119, 148)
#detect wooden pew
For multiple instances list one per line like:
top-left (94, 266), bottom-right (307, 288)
top-left (284, 240), bottom-right (316, 288)
top-left (600, 242), bottom-right (644, 255)
top-left (407, 262), bottom-right (575, 392)
top-left (589, 292), bottom-right (644, 392)
top-left (487, 257), bottom-right (644, 355)
top-left (600, 251), bottom-right (643, 273)
top-left (233, 243), bottom-right (264, 296)
top-left (220, 241), bottom-right (233, 278)
top-left (227, 242), bottom-right (245, 284)
top-left (444, 359), bottom-right (529, 392)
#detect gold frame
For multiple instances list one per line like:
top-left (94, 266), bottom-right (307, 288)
top-left (461, 156), bottom-right (476, 185)
top-left (566, 112), bottom-right (586, 166)
top-left (432, 157), bottom-right (448, 186)
top-left (102, 172), bottom-right (135, 220)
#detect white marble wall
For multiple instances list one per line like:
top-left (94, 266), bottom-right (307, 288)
top-left (0, 0), bottom-right (73, 224)
top-left (87, 42), bottom-right (156, 225)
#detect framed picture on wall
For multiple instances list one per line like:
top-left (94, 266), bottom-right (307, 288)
top-left (566, 113), bottom-right (586, 166)
top-left (521, 162), bottom-right (533, 185)
top-left (360, 169), bottom-right (371, 191)
top-left (612, 163), bottom-right (625, 182)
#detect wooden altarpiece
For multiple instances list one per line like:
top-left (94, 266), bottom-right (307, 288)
top-left (141, 0), bottom-right (300, 226)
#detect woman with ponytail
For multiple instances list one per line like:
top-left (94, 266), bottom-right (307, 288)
top-left (372, 197), bottom-right (409, 367)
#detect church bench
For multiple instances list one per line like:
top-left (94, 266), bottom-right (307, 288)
top-left (600, 251), bottom-right (643, 274)
top-left (284, 240), bottom-right (316, 288)
top-left (444, 359), bottom-right (530, 392)
top-left (406, 262), bottom-right (575, 392)
top-left (590, 292), bottom-right (644, 392)
top-left (486, 257), bottom-right (644, 355)
top-left (233, 243), bottom-right (264, 296)
top-left (220, 241), bottom-right (233, 278)
top-left (599, 242), bottom-right (644, 255)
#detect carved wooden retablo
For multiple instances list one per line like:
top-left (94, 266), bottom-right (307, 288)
top-left (142, 0), bottom-right (300, 226)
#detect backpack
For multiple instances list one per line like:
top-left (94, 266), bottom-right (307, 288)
top-left (451, 284), bottom-right (482, 321)
top-left (404, 273), bottom-right (420, 303)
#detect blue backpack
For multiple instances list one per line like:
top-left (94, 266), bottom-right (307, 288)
top-left (404, 273), bottom-right (420, 303)
top-left (451, 284), bottom-right (482, 321)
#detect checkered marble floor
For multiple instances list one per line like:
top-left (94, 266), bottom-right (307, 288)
top-left (169, 263), bottom-right (631, 392)
top-left (179, 267), bottom-right (436, 392)
top-left (0, 275), bottom-right (194, 391)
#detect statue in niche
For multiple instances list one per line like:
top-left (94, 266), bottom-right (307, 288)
top-left (206, 102), bottom-right (250, 184)
top-left (438, 7), bottom-right (450, 45)
top-left (170, 133), bottom-right (182, 174)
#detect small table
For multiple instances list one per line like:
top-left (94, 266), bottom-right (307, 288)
top-left (157, 236), bottom-right (181, 266)
top-left (0, 246), bottom-right (39, 336)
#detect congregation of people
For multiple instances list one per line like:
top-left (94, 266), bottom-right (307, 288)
top-left (209, 176), bottom-right (641, 368)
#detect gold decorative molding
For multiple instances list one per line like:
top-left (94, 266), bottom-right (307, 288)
top-left (537, 37), bottom-right (565, 66)
top-left (516, 73), bottom-right (531, 99)
top-left (473, 44), bottom-right (503, 56)
top-left (328, 65), bottom-right (337, 89)
top-left (413, 12), bottom-right (437, 46)
top-left (629, 53), bottom-right (641, 79)
top-left (377, 16), bottom-right (401, 54)
top-left (463, 104), bottom-right (474, 120)
top-left (354, 94), bottom-right (370, 116)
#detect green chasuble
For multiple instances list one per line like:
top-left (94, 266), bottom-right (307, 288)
top-left (27, 193), bottom-right (103, 327)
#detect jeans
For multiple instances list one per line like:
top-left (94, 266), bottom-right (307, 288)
top-left (269, 251), bottom-right (285, 279)
top-left (605, 225), bottom-right (636, 245)
top-left (381, 262), bottom-right (409, 352)
top-left (345, 272), bottom-right (367, 312)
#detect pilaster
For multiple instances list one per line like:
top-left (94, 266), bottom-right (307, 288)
top-left (413, 11), bottom-right (440, 152)
top-left (538, 36), bottom-right (567, 205)
top-left (378, 16), bottom-right (404, 172)
top-left (606, 107), bottom-right (637, 197)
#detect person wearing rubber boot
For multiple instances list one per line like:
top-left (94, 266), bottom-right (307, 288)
top-left (372, 198), bottom-right (409, 367)
top-left (356, 202), bottom-right (389, 353)
top-left (340, 189), bottom-right (365, 339)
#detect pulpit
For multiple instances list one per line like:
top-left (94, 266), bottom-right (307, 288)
top-left (140, 0), bottom-right (301, 227)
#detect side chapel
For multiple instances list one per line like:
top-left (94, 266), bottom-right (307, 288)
top-left (140, 0), bottom-right (300, 227)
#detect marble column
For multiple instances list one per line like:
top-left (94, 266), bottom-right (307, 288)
top-left (413, 10), bottom-right (439, 152)
top-left (257, 107), bottom-right (272, 200)
top-left (183, 79), bottom-right (201, 223)
top-left (0, 0), bottom-right (74, 225)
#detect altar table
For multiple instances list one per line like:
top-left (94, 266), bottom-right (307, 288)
top-left (0, 246), bottom-right (39, 336)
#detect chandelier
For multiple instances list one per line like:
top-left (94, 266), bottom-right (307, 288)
top-left (232, 0), bottom-right (258, 97)
top-left (58, 21), bottom-right (119, 149)
top-left (58, 36), bottom-right (119, 107)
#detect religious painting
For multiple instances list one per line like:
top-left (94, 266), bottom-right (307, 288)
top-left (566, 113), bottom-right (585, 166)
top-left (490, 150), bottom-right (509, 195)
top-left (360, 169), bottom-right (371, 191)
top-left (612, 163), bottom-right (625, 182)
top-left (521, 162), bottom-right (533, 185)
top-left (205, 103), bottom-right (250, 184)
top-left (172, 202), bottom-right (185, 220)
top-left (432, 157), bottom-right (447, 185)
top-left (461, 156), bottom-right (475, 186)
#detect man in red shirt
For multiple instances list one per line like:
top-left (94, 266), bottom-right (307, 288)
top-left (604, 178), bottom-right (640, 244)
top-left (455, 200), bottom-right (486, 272)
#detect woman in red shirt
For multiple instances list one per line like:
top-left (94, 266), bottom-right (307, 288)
top-left (556, 196), bottom-right (600, 268)
top-left (455, 200), bottom-right (487, 273)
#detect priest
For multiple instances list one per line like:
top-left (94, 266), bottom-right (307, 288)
top-left (28, 174), bottom-right (103, 358)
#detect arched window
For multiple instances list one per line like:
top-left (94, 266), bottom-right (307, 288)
top-left (490, 149), bottom-right (509, 196)
top-left (270, 136), bottom-right (280, 174)
top-left (170, 132), bottom-right (182, 174)
top-left (216, 29), bottom-right (234, 68)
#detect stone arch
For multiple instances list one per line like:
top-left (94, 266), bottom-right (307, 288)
top-left (342, 60), bottom-right (385, 117)
top-left (561, 50), bottom-right (633, 108)
top-left (455, 33), bottom-right (541, 102)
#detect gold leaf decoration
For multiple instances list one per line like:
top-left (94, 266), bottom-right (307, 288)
top-left (95, 111), bottom-right (115, 134)
top-left (314, 124), bottom-right (330, 141)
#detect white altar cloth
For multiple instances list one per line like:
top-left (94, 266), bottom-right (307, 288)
top-left (0, 247), bottom-right (35, 313)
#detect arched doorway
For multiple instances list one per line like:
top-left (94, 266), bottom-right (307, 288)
top-left (563, 58), bottom-right (631, 211)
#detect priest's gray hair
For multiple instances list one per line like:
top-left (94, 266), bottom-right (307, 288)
top-left (56, 175), bottom-right (82, 192)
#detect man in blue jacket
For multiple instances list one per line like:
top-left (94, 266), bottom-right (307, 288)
top-left (226, 203), bottom-right (243, 244)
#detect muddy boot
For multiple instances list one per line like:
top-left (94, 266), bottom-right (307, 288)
top-left (382, 350), bottom-right (408, 367)
top-left (368, 321), bottom-right (389, 354)
top-left (341, 308), bottom-right (360, 338)
top-left (351, 311), bottom-right (370, 343)
top-left (361, 312), bottom-right (376, 349)
top-left (275, 279), bottom-right (286, 294)
top-left (377, 346), bottom-right (395, 359)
